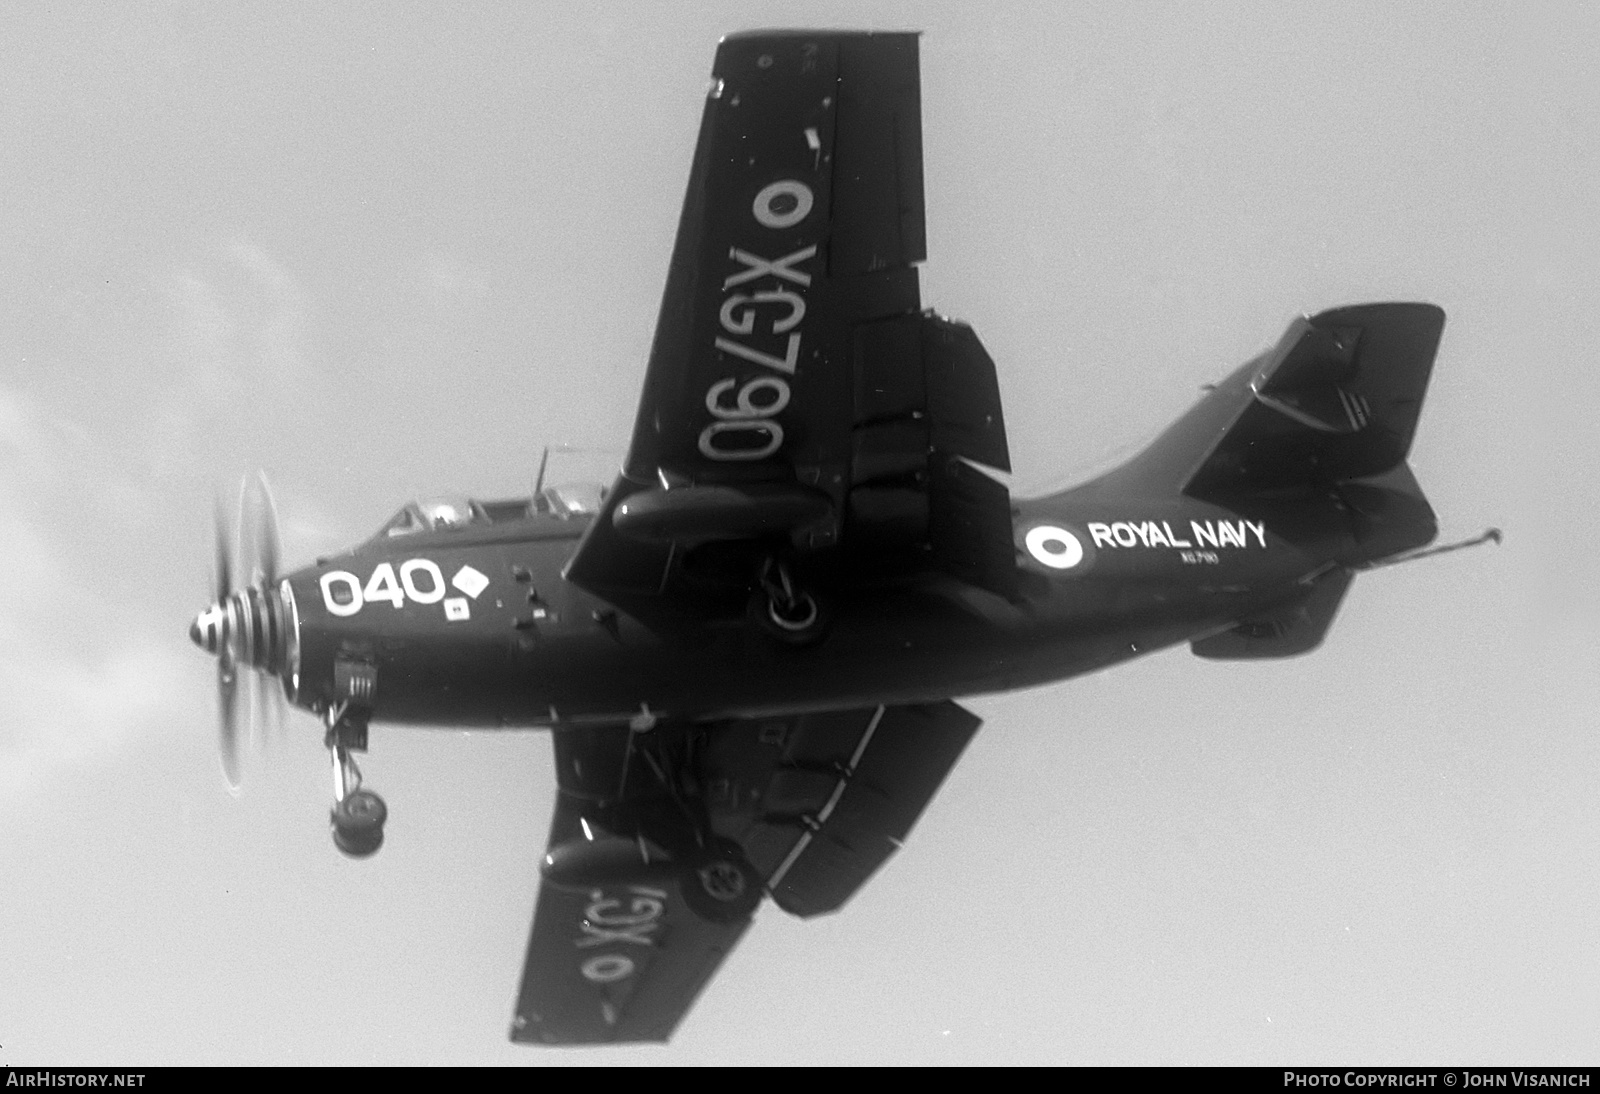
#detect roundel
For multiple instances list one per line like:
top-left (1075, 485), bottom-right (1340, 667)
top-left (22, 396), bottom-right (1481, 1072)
top-left (1019, 523), bottom-right (1093, 574)
top-left (752, 180), bottom-right (814, 229)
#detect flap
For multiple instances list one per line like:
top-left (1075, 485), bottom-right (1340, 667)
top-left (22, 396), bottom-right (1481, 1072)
top-left (702, 702), bottom-right (982, 918)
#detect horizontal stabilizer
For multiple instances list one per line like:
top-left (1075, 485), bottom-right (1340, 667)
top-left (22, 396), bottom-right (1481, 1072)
top-left (1191, 565), bottom-right (1353, 660)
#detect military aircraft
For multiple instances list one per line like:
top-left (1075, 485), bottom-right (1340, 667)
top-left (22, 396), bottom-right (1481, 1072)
top-left (188, 30), bottom-right (1495, 1045)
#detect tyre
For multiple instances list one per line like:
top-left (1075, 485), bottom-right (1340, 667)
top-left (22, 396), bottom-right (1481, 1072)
top-left (330, 788), bottom-right (387, 858)
top-left (332, 823), bottom-right (384, 859)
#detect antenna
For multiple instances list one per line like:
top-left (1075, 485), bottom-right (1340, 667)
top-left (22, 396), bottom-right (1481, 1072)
top-left (534, 446), bottom-right (551, 496)
top-left (535, 444), bottom-right (623, 496)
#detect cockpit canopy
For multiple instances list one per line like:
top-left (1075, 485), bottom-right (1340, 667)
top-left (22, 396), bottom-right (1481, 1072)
top-left (537, 481), bottom-right (605, 519)
top-left (383, 495), bottom-right (478, 536)
top-left (379, 484), bottom-right (605, 538)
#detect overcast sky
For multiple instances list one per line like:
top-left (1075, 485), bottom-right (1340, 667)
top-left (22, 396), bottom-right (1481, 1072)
top-left (2, 1), bottom-right (1596, 1065)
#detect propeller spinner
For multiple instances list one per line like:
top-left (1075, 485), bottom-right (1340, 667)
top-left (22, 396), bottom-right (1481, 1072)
top-left (190, 472), bottom-right (293, 789)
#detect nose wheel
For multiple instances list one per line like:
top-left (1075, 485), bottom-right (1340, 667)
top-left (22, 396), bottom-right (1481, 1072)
top-left (326, 705), bottom-right (386, 858)
top-left (332, 788), bottom-right (387, 857)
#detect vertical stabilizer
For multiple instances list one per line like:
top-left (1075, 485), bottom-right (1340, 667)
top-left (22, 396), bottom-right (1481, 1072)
top-left (1182, 303), bottom-right (1445, 498)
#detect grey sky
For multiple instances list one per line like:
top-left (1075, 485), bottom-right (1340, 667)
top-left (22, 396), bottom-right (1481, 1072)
top-left (1, 1), bottom-right (1595, 1064)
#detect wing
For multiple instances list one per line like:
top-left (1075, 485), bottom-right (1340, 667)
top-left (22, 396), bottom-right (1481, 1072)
top-left (566, 31), bottom-right (1014, 598)
top-left (511, 702), bottom-right (981, 1044)
top-left (511, 725), bottom-right (755, 1046)
top-left (510, 794), bottom-right (752, 1045)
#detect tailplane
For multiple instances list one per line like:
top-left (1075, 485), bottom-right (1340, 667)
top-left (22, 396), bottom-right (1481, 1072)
top-left (1191, 564), bottom-right (1353, 660)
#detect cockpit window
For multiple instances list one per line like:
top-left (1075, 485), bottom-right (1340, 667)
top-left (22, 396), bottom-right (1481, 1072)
top-left (416, 495), bottom-right (479, 530)
top-left (382, 503), bottom-right (426, 537)
top-left (376, 485), bottom-right (601, 538)
top-left (379, 495), bottom-right (484, 538)
top-left (539, 482), bottom-right (604, 519)
top-left (479, 498), bottom-right (533, 523)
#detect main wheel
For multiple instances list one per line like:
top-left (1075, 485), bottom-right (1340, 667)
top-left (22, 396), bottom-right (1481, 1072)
top-left (680, 839), bottom-right (762, 923)
top-left (330, 788), bottom-right (387, 859)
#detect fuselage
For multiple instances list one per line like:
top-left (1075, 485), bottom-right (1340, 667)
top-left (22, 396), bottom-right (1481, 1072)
top-left (252, 484), bottom-right (1347, 730)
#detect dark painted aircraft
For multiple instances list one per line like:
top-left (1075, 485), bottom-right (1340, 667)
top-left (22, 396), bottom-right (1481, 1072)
top-left (188, 31), bottom-right (1495, 1045)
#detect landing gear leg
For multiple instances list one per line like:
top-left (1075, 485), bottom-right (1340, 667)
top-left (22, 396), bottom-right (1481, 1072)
top-left (324, 704), bottom-right (386, 858)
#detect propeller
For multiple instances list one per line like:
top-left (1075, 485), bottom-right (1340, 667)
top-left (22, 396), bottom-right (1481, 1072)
top-left (213, 492), bottom-right (243, 789)
top-left (200, 471), bottom-right (289, 791)
top-left (239, 470), bottom-right (282, 593)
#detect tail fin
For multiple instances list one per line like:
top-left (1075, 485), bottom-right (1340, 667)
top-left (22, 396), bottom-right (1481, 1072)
top-left (1183, 302), bottom-right (1445, 497)
top-left (1150, 303), bottom-right (1448, 662)
top-left (1089, 302), bottom-right (1445, 571)
top-left (1097, 304), bottom-right (1446, 506)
